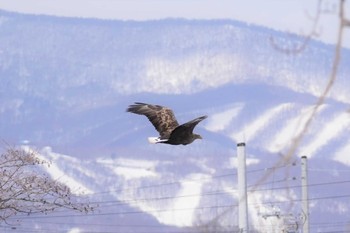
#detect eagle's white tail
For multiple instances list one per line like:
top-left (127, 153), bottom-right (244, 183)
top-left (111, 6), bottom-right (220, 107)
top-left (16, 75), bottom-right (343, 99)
top-left (148, 137), bottom-right (168, 144)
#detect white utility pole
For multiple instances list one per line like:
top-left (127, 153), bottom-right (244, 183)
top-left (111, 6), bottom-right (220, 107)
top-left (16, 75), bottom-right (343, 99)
top-left (237, 142), bottom-right (248, 233)
top-left (301, 156), bottom-right (309, 233)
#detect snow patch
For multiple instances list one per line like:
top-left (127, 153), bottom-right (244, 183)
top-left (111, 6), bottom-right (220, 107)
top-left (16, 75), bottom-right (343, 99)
top-left (205, 104), bottom-right (244, 132)
top-left (229, 157), bottom-right (260, 168)
top-left (123, 173), bottom-right (211, 227)
top-left (231, 103), bottom-right (295, 142)
top-left (267, 104), bottom-right (327, 153)
top-left (67, 228), bottom-right (81, 233)
top-left (97, 157), bottom-right (159, 180)
top-left (112, 166), bottom-right (158, 180)
top-left (299, 112), bottom-right (350, 158)
top-left (21, 146), bottom-right (93, 195)
top-left (155, 173), bottom-right (209, 226)
top-left (334, 139), bottom-right (350, 166)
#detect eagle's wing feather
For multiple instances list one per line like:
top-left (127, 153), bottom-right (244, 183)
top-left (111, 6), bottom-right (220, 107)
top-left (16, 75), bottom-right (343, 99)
top-left (170, 115), bottom-right (207, 137)
top-left (126, 102), bottom-right (179, 138)
top-left (180, 115), bottom-right (208, 133)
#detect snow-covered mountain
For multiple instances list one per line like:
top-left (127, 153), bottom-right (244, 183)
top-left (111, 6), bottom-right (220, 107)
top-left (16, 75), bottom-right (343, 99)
top-left (0, 9), bottom-right (350, 233)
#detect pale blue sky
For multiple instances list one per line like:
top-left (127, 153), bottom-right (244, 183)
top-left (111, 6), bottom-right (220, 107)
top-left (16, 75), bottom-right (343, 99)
top-left (0, 0), bottom-right (349, 48)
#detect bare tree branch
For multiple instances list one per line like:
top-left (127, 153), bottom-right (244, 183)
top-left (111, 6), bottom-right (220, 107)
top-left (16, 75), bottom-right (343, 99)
top-left (204, 0), bottom-right (349, 228)
top-left (344, 18), bottom-right (350, 26)
top-left (255, 0), bottom-right (347, 191)
top-left (270, 0), bottom-right (323, 54)
top-left (0, 146), bottom-right (95, 224)
top-left (283, 0), bottom-right (346, 157)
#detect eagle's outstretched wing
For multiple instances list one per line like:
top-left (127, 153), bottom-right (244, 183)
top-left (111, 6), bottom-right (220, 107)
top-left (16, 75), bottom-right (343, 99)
top-left (181, 116), bottom-right (208, 133)
top-left (169, 115), bottom-right (207, 139)
top-left (126, 102), bottom-right (179, 138)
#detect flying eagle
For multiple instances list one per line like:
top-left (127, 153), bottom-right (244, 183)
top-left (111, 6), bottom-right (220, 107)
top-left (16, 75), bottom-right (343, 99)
top-left (127, 102), bottom-right (207, 145)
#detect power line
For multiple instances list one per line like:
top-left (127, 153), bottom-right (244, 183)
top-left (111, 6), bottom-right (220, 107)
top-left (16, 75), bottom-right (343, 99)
top-left (5, 153), bottom-right (348, 231)
top-left (17, 221), bottom-right (179, 228)
top-left (15, 178), bottom-right (349, 218)
top-left (42, 178), bottom-right (294, 211)
top-left (18, 170), bottom-right (349, 223)
top-left (13, 192), bottom-right (350, 221)
top-left (82, 162), bottom-right (297, 198)
top-left (86, 171), bottom-right (238, 197)
top-left (14, 218), bottom-right (350, 233)
top-left (249, 193), bottom-right (350, 206)
top-left (94, 179), bottom-right (350, 208)
top-left (314, 231), bottom-right (350, 233)
top-left (1, 222), bottom-right (240, 233)
top-left (19, 219), bottom-right (242, 232)
top-left (310, 221), bottom-right (350, 227)
top-left (15, 204), bottom-right (236, 220)
top-left (309, 168), bottom-right (350, 172)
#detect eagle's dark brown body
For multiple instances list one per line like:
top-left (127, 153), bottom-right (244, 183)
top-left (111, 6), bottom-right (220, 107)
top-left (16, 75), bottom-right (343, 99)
top-left (127, 102), bottom-right (207, 145)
